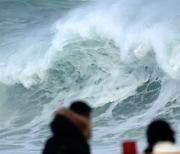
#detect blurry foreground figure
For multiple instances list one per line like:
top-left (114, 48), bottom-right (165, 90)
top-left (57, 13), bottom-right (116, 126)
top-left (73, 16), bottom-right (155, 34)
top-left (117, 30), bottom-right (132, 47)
top-left (122, 140), bottom-right (137, 154)
top-left (144, 119), bottom-right (180, 153)
top-left (43, 101), bottom-right (92, 154)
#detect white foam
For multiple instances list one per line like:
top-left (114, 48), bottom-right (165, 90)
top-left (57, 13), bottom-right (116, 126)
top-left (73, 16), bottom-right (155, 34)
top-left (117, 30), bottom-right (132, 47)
top-left (1, 0), bottom-right (180, 154)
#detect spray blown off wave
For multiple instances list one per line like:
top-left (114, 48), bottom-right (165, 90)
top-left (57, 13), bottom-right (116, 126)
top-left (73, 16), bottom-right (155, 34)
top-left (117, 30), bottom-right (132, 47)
top-left (0, 0), bottom-right (180, 153)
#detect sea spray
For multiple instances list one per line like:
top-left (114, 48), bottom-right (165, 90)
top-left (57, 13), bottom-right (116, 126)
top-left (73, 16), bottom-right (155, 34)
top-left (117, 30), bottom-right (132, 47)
top-left (0, 0), bottom-right (180, 154)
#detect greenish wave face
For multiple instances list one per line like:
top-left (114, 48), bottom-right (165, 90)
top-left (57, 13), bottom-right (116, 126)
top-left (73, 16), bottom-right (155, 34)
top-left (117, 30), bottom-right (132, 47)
top-left (0, 0), bottom-right (180, 154)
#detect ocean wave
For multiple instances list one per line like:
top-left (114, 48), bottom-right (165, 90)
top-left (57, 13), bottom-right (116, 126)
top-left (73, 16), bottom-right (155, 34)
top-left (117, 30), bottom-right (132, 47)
top-left (0, 0), bottom-right (180, 153)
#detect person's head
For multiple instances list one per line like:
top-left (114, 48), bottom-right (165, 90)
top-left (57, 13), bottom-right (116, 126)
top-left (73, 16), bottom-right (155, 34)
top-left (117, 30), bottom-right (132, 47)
top-left (70, 100), bottom-right (92, 120)
top-left (144, 119), bottom-right (175, 153)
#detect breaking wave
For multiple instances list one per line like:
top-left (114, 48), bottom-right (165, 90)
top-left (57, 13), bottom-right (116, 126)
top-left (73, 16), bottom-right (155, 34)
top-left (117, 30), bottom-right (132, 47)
top-left (0, 0), bottom-right (180, 153)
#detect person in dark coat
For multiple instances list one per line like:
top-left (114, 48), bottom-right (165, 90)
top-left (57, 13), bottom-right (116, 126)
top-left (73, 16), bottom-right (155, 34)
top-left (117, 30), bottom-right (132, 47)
top-left (43, 101), bottom-right (92, 154)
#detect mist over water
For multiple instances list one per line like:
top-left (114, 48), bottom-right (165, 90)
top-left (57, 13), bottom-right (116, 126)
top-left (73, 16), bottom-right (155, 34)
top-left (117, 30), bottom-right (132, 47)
top-left (0, 0), bottom-right (180, 153)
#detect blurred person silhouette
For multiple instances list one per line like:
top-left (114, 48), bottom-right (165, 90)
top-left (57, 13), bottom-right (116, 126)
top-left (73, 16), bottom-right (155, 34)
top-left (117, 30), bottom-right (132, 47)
top-left (144, 119), bottom-right (180, 153)
top-left (43, 101), bottom-right (92, 154)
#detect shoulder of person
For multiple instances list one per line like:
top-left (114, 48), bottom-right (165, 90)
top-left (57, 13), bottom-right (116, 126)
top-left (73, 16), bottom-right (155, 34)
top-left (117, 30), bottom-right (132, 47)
top-left (153, 141), bottom-right (180, 153)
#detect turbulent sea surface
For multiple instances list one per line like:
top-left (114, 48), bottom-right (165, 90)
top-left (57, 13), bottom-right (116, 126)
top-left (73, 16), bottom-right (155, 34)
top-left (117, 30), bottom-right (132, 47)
top-left (0, 0), bottom-right (180, 153)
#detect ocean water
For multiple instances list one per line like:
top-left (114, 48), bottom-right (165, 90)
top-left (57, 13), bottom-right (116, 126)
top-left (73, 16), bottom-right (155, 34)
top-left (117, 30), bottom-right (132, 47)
top-left (0, 0), bottom-right (180, 153)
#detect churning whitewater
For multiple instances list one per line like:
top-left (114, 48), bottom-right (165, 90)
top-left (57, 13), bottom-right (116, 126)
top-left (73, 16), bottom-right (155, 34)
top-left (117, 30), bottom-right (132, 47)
top-left (0, 0), bottom-right (180, 153)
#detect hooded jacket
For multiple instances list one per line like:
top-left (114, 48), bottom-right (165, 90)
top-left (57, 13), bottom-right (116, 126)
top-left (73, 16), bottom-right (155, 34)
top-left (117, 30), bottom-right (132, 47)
top-left (42, 115), bottom-right (90, 154)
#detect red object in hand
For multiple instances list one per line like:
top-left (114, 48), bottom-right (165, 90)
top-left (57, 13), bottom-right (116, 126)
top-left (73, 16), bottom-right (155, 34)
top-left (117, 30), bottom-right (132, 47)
top-left (122, 140), bottom-right (137, 154)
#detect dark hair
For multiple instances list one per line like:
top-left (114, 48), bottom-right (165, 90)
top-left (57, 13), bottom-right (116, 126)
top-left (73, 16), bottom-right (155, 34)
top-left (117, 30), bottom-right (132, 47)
top-left (144, 119), bottom-right (175, 153)
top-left (70, 100), bottom-right (92, 116)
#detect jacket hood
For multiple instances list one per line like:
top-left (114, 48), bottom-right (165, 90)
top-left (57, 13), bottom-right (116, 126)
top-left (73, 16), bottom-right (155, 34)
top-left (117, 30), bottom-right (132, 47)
top-left (50, 115), bottom-right (84, 139)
